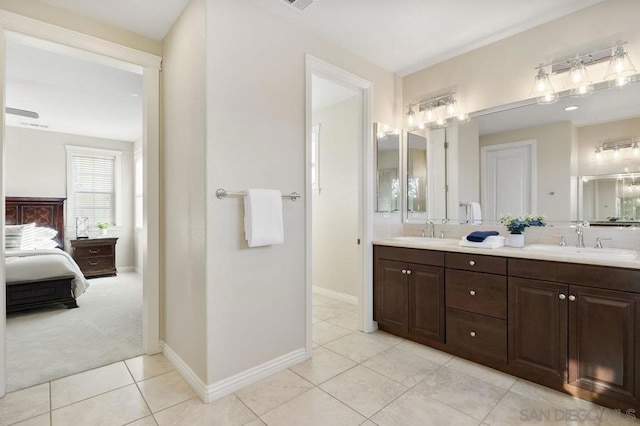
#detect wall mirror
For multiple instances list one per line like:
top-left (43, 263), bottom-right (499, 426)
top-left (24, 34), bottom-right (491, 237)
top-left (375, 123), bottom-right (401, 213)
top-left (417, 79), bottom-right (640, 225)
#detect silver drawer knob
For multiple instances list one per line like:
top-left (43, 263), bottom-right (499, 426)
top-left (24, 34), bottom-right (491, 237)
top-left (470, 331), bottom-right (476, 337)
top-left (402, 269), bottom-right (407, 274)
top-left (568, 295), bottom-right (576, 302)
top-left (406, 270), bottom-right (412, 275)
top-left (469, 290), bottom-right (476, 296)
top-left (469, 260), bottom-right (476, 266)
top-left (559, 294), bottom-right (566, 300)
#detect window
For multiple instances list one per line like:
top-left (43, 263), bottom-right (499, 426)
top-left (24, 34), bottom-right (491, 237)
top-left (311, 124), bottom-right (321, 194)
top-left (134, 151), bottom-right (143, 229)
top-left (66, 146), bottom-right (122, 227)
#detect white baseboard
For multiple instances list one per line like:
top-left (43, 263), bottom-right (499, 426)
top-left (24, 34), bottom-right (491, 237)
top-left (161, 342), bottom-right (208, 400)
top-left (118, 266), bottom-right (135, 272)
top-left (312, 286), bottom-right (358, 305)
top-left (162, 342), bottom-right (307, 403)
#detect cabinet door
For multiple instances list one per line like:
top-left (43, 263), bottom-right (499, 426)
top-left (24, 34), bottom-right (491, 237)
top-left (374, 259), bottom-right (407, 334)
top-left (509, 277), bottom-right (568, 383)
top-left (407, 263), bottom-right (445, 342)
top-left (569, 286), bottom-right (640, 400)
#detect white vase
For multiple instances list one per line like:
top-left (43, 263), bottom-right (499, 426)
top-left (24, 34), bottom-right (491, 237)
top-left (508, 233), bottom-right (525, 248)
top-left (100, 228), bottom-right (108, 236)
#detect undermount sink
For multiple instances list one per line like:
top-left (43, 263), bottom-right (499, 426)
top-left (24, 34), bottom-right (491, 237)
top-left (391, 236), bottom-right (459, 245)
top-left (523, 244), bottom-right (638, 260)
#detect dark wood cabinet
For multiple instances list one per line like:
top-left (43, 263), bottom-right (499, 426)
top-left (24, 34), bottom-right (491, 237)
top-left (375, 259), bottom-right (407, 334)
top-left (569, 286), bottom-right (640, 401)
top-left (508, 277), bottom-right (568, 383)
top-left (374, 243), bottom-right (640, 412)
top-left (374, 246), bottom-right (445, 343)
top-left (70, 238), bottom-right (118, 278)
top-left (407, 263), bottom-right (445, 342)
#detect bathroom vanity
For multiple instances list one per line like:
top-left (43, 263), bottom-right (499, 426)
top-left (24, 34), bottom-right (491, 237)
top-left (374, 240), bottom-right (640, 411)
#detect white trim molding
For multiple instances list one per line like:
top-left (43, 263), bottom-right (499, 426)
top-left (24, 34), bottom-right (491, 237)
top-left (312, 286), bottom-right (358, 305)
top-left (162, 342), bottom-right (307, 403)
top-left (305, 54), bottom-right (375, 363)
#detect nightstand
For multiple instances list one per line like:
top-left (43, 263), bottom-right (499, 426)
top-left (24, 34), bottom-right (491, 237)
top-left (70, 238), bottom-right (118, 278)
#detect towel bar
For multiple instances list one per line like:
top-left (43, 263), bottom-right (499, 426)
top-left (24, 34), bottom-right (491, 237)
top-left (216, 188), bottom-right (301, 201)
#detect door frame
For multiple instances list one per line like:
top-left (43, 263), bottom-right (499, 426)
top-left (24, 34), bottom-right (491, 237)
top-left (305, 55), bottom-right (373, 356)
top-left (0, 10), bottom-right (162, 398)
top-left (480, 139), bottom-right (537, 221)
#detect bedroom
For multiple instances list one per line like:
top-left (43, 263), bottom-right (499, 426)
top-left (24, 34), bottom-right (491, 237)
top-left (3, 32), bottom-right (145, 392)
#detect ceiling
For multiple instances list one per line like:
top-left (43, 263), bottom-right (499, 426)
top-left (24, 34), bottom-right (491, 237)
top-left (6, 35), bottom-right (143, 142)
top-left (39, 0), bottom-right (190, 40)
top-left (259, 0), bottom-right (603, 74)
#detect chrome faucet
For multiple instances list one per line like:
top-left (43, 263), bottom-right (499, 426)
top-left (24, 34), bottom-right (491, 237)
top-left (575, 221), bottom-right (589, 248)
top-left (426, 220), bottom-right (435, 238)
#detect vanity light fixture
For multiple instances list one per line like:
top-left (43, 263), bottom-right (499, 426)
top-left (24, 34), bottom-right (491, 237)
top-left (406, 106), bottom-right (415, 126)
top-left (532, 41), bottom-right (638, 104)
top-left (564, 105), bottom-right (580, 111)
top-left (531, 64), bottom-right (558, 104)
top-left (594, 138), bottom-right (640, 160)
top-left (406, 93), bottom-right (466, 129)
top-left (604, 41), bottom-right (637, 87)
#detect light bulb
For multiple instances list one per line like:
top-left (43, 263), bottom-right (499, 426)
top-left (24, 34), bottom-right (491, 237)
top-left (595, 147), bottom-right (602, 161)
top-left (425, 106), bottom-right (435, 122)
top-left (436, 116), bottom-right (446, 126)
top-left (633, 143), bottom-right (639, 156)
top-left (418, 122), bottom-right (425, 130)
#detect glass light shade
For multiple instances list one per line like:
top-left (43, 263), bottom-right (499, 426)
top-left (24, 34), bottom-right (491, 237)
top-left (531, 65), bottom-right (555, 95)
top-left (425, 105), bottom-right (436, 122)
top-left (566, 60), bottom-right (593, 97)
top-left (445, 99), bottom-right (459, 117)
top-left (407, 107), bottom-right (415, 126)
top-left (604, 44), bottom-right (636, 81)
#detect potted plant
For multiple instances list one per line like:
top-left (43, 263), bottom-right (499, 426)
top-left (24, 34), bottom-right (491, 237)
top-left (96, 221), bottom-right (110, 236)
top-left (500, 214), bottom-right (545, 247)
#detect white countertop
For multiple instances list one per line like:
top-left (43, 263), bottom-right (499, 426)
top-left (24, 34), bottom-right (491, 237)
top-left (373, 238), bottom-right (640, 270)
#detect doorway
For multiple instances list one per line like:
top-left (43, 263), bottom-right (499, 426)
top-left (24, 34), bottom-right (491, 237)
top-left (0, 16), bottom-right (161, 398)
top-left (481, 140), bottom-right (537, 221)
top-left (305, 55), bottom-right (373, 355)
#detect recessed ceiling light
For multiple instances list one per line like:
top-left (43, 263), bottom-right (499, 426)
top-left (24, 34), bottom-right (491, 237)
top-left (564, 105), bottom-right (579, 111)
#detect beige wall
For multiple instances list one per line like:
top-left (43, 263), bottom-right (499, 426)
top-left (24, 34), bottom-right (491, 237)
top-left (161, 0), bottom-right (207, 381)
top-left (204, 0), bottom-right (396, 384)
top-left (480, 122), bottom-right (573, 221)
top-left (403, 0), bottom-right (640, 115)
top-left (0, 0), bottom-right (161, 56)
top-left (4, 126), bottom-right (135, 267)
top-left (312, 96), bottom-right (361, 299)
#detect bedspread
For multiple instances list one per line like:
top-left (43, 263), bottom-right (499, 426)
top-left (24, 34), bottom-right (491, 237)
top-left (5, 249), bottom-right (89, 298)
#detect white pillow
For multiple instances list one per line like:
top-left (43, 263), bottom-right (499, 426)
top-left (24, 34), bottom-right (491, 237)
top-left (33, 227), bottom-right (58, 241)
top-left (6, 222), bottom-right (36, 250)
top-left (33, 239), bottom-right (58, 250)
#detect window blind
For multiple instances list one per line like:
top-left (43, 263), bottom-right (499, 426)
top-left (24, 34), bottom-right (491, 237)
top-left (71, 155), bottom-right (115, 226)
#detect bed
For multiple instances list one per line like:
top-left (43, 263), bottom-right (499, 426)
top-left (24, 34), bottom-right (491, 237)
top-left (5, 197), bottom-right (89, 313)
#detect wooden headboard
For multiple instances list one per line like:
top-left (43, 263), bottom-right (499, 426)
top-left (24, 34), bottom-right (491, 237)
top-left (5, 197), bottom-right (66, 248)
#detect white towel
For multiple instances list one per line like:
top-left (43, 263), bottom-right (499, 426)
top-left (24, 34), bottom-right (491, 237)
top-left (244, 189), bottom-right (284, 247)
top-left (469, 202), bottom-right (482, 224)
top-left (458, 235), bottom-right (505, 249)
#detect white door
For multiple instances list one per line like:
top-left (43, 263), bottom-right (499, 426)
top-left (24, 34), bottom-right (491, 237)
top-left (481, 140), bottom-right (536, 222)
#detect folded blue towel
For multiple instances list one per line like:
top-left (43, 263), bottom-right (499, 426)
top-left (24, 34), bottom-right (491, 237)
top-left (466, 231), bottom-right (499, 242)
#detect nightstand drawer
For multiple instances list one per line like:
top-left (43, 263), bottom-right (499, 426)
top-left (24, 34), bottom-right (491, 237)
top-left (76, 256), bottom-right (114, 272)
top-left (73, 245), bottom-right (114, 258)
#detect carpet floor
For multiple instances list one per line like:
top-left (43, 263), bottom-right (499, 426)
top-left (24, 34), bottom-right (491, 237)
top-left (6, 271), bottom-right (143, 392)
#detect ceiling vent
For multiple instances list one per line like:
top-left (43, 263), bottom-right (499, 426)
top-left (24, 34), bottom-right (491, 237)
top-left (283, 0), bottom-right (316, 12)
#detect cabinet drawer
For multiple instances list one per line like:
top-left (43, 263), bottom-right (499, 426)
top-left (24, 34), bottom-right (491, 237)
top-left (446, 252), bottom-right (506, 275)
top-left (374, 245), bottom-right (444, 267)
top-left (446, 270), bottom-right (507, 319)
top-left (446, 308), bottom-right (507, 362)
top-left (76, 256), bottom-right (115, 272)
top-left (73, 245), bottom-right (114, 258)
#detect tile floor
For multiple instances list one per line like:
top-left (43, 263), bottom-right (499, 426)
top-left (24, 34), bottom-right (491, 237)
top-left (2, 293), bottom-right (640, 425)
